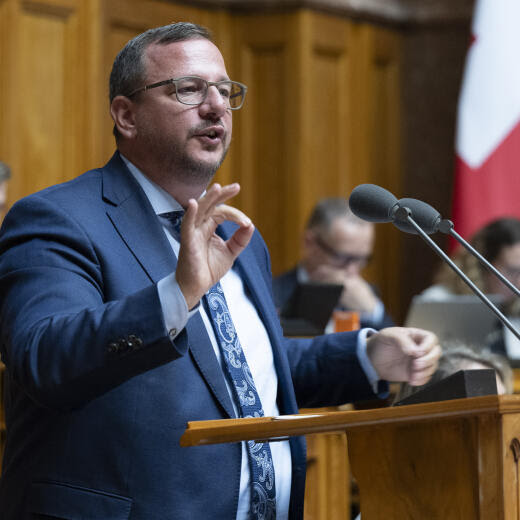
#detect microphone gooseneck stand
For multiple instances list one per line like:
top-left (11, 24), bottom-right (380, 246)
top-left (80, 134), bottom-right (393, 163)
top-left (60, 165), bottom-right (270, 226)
top-left (395, 206), bottom-right (520, 342)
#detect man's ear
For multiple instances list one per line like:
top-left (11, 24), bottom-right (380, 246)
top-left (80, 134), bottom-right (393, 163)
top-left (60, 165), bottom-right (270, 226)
top-left (110, 96), bottom-right (137, 139)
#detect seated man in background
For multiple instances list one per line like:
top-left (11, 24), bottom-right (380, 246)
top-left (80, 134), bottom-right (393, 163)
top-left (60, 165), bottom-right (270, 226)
top-left (273, 197), bottom-right (394, 330)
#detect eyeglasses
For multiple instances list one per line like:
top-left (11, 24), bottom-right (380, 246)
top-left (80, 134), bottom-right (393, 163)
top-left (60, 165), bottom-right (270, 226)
top-left (126, 75), bottom-right (247, 110)
top-left (314, 235), bottom-right (371, 268)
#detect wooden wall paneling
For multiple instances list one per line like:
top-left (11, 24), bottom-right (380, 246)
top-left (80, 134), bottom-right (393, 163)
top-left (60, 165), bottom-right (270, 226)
top-left (304, 432), bottom-right (350, 520)
top-left (282, 10), bottom-right (311, 273)
top-left (233, 13), bottom-right (300, 273)
top-left (234, 10), bottom-right (362, 275)
top-left (83, 0), bottom-right (107, 170)
top-left (1, 0), bottom-right (86, 204)
top-left (0, 0), bottom-right (14, 190)
top-left (350, 23), bottom-right (404, 323)
top-left (207, 9), bottom-right (236, 189)
top-left (302, 12), bottom-right (353, 219)
top-left (500, 412), bottom-right (520, 518)
top-left (477, 413), bottom-right (504, 518)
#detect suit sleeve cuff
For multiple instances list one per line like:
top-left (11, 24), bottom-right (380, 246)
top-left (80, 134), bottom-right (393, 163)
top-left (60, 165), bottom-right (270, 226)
top-left (157, 273), bottom-right (199, 340)
top-left (356, 327), bottom-right (389, 398)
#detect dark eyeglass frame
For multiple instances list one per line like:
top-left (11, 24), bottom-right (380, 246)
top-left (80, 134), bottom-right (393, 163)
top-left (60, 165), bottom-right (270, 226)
top-left (125, 75), bottom-right (248, 110)
top-left (314, 234), bottom-right (372, 268)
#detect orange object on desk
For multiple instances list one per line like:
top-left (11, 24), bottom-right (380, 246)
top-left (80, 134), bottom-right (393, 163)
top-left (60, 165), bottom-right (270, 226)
top-left (333, 310), bottom-right (360, 332)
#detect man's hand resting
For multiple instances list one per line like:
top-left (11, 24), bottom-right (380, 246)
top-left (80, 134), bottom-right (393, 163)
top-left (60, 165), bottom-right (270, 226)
top-left (366, 327), bottom-right (441, 386)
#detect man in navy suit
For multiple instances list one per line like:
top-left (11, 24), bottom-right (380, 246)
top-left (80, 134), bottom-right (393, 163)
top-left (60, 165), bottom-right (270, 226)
top-left (0, 22), bottom-right (440, 519)
top-left (273, 197), bottom-right (394, 330)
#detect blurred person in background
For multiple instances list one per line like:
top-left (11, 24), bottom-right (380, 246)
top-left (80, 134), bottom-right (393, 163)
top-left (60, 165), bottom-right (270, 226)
top-left (421, 218), bottom-right (520, 305)
top-left (419, 218), bottom-right (520, 358)
top-left (273, 197), bottom-right (394, 330)
top-left (0, 161), bottom-right (11, 221)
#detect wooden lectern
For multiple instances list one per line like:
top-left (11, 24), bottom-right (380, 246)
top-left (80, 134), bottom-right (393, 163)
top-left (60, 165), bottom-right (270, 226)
top-left (181, 395), bottom-right (520, 519)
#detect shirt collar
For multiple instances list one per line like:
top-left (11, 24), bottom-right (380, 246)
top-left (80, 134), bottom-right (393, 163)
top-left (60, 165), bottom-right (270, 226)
top-left (120, 154), bottom-right (183, 215)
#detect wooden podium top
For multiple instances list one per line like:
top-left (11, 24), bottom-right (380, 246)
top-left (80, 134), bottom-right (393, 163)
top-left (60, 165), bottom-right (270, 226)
top-left (181, 394), bottom-right (520, 447)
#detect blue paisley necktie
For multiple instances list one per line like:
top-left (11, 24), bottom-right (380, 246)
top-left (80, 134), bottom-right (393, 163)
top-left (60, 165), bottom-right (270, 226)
top-left (205, 282), bottom-right (277, 520)
top-left (160, 210), bottom-right (277, 519)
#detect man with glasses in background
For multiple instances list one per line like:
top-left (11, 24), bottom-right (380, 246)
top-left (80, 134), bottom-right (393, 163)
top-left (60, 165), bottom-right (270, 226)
top-left (273, 197), bottom-right (394, 330)
top-left (0, 23), bottom-right (439, 520)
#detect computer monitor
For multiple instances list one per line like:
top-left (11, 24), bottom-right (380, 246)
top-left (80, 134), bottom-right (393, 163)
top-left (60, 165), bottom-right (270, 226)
top-left (280, 282), bottom-right (343, 336)
top-left (405, 295), bottom-right (502, 347)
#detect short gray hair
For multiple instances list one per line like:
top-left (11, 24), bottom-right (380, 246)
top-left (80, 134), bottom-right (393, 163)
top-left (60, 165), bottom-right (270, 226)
top-left (305, 197), bottom-right (366, 231)
top-left (109, 22), bottom-right (213, 103)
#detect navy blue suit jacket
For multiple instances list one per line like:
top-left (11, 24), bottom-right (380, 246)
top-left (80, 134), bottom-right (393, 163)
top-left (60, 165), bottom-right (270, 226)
top-left (0, 153), bottom-right (379, 519)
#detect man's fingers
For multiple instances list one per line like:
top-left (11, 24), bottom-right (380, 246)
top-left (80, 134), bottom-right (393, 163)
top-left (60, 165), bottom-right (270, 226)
top-left (408, 343), bottom-right (442, 385)
top-left (226, 222), bottom-right (255, 256)
top-left (212, 204), bottom-right (252, 228)
top-left (195, 183), bottom-right (241, 223)
top-left (400, 328), bottom-right (440, 358)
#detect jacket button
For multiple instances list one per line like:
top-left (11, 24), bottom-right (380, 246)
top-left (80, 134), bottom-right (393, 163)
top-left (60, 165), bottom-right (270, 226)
top-left (128, 335), bottom-right (143, 349)
top-left (108, 342), bottom-right (119, 354)
top-left (117, 338), bottom-right (129, 353)
top-left (168, 328), bottom-right (177, 340)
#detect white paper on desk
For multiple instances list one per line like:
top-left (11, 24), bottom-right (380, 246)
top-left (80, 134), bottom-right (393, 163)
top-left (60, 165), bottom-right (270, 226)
top-left (272, 414), bottom-right (321, 420)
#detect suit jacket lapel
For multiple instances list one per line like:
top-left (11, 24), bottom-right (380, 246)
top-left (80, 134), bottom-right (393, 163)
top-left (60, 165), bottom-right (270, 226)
top-left (102, 153), bottom-right (177, 283)
top-left (186, 313), bottom-right (236, 418)
top-left (101, 153), bottom-right (235, 418)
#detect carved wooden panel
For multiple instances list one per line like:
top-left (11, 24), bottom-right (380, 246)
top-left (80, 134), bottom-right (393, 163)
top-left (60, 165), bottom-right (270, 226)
top-left (0, 0), bottom-right (85, 203)
top-left (232, 13), bottom-right (295, 271)
top-left (351, 23), bottom-right (403, 322)
top-left (303, 12), bottom-right (353, 214)
top-left (304, 431), bottom-right (350, 520)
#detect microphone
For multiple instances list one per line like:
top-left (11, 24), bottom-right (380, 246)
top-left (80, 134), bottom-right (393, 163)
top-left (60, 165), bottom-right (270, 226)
top-left (348, 184), bottom-right (399, 223)
top-left (348, 183), bottom-right (520, 342)
top-left (348, 185), bottom-right (450, 234)
top-left (394, 198), bottom-right (453, 235)
top-left (394, 198), bottom-right (441, 235)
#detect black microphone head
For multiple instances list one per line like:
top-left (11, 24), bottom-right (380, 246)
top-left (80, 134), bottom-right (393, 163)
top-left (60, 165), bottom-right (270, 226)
top-left (348, 184), bottom-right (399, 223)
top-left (394, 197), bottom-right (441, 235)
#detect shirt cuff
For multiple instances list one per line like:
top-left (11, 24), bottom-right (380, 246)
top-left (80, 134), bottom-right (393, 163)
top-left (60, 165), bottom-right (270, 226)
top-left (356, 327), bottom-right (389, 398)
top-left (157, 273), bottom-right (199, 340)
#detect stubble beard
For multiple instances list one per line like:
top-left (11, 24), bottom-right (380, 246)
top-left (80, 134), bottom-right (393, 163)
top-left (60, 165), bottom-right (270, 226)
top-left (175, 142), bottom-right (229, 186)
top-left (145, 133), bottom-right (229, 187)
